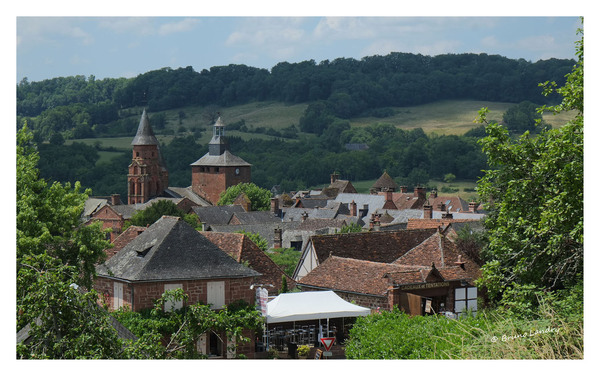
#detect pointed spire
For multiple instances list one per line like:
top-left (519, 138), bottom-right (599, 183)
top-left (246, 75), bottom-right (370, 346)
top-left (131, 108), bottom-right (159, 146)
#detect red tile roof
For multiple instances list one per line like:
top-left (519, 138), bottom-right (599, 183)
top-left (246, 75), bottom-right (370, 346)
top-left (406, 218), bottom-right (479, 230)
top-left (200, 231), bottom-right (294, 294)
top-left (309, 228), bottom-right (437, 264)
top-left (105, 225), bottom-right (146, 260)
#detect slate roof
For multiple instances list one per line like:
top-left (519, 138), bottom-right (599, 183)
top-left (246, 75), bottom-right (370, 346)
top-left (296, 218), bottom-right (348, 232)
top-left (308, 228), bottom-right (438, 264)
top-left (165, 186), bottom-right (212, 207)
top-left (83, 198), bottom-right (108, 219)
top-left (190, 150), bottom-right (251, 167)
top-left (192, 205), bottom-right (246, 226)
top-left (131, 109), bottom-right (159, 146)
top-left (96, 216), bottom-right (260, 282)
top-left (201, 232), bottom-right (294, 293)
top-left (210, 221), bottom-right (301, 249)
top-left (229, 211), bottom-right (282, 225)
top-left (371, 171), bottom-right (399, 191)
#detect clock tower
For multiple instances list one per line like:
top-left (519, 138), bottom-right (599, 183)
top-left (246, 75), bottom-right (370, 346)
top-left (191, 117), bottom-right (251, 205)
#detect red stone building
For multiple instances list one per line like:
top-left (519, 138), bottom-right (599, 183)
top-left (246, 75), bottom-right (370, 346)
top-left (190, 117), bottom-right (251, 204)
top-left (127, 109), bottom-right (169, 204)
top-left (94, 216), bottom-right (261, 357)
top-left (295, 227), bottom-right (481, 316)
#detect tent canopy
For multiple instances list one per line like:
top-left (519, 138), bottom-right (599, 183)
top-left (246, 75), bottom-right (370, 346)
top-left (266, 291), bottom-right (371, 324)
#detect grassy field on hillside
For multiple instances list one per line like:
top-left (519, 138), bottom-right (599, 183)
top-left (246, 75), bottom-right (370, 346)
top-left (350, 100), bottom-right (575, 135)
top-left (66, 99), bottom-right (575, 167)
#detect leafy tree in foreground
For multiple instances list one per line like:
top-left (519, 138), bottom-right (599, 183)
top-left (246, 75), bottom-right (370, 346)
top-left (217, 182), bottom-right (271, 211)
top-left (476, 23), bottom-right (583, 304)
top-left (17, 125), bottom-right (125, 358)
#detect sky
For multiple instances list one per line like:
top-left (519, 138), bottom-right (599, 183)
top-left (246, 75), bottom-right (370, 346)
top-left (14, 7), bottom-right (584, 83)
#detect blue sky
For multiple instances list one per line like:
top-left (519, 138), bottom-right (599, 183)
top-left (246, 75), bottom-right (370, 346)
top-left (16, 12), bottom-right (583, 83)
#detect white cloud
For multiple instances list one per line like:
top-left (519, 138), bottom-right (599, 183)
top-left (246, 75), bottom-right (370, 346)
top-left (225, 17), bottom-right (306, 47)
top-left (158, 18), bottom-right (199, 36)
top-left (515, 35), bottom-right (557, 51)
top-left (98, 17), bottom-right (155, 36)
top-left (17, 17), bottom-right (94, 47)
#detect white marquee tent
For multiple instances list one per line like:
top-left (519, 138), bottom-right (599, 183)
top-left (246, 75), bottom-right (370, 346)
top-left (266, 290), bottom-right (371, 324)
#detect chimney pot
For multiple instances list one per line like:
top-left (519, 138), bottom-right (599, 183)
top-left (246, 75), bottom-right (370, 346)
top-left (111, 194), bottom-right (121, 206)
top-left (330, 173), bottom-right (339, 184)
top-left (423, 203), bottom-right (433, 219)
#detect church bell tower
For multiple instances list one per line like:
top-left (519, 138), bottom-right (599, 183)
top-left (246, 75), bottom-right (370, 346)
top-left (127, 109), bottom-right (169, 204)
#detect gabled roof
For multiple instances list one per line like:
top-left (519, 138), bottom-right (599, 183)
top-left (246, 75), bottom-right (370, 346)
top-left (192, 205), bottom-right (246, 226)
top-left (96, 216), bottom-right (260, 282)
top-left (371, 171), bottom-right (399, 191)
top-left (429, 196), bottom-right (470, 213)
top-left (201, 231), bottom-right (294, 293)
top-left (393, 231), bottom-right (480, 281)
top-left (83, 198), bottom-right (108, 218)
top-left (131, 109), bottom-right (159, 146)
top-left (298, 256), bottom-right (429, 296)
top-left (106, 225), bottom-right (146, 260)
top-left (308, 228), bottom-right (438, 264)
top-left (165, 186), bottom-right (212, 207)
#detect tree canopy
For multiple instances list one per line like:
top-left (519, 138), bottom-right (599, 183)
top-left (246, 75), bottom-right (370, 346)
top-left (476, 25), bottom-right (583, 305)
top-left (217, 182), bottom-right (271, 211)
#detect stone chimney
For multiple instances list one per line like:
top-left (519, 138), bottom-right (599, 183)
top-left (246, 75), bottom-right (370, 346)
top-left (330, 172), bottom-right (339, 184)
top-left (414, 186), bottom-right (426, 199)
top-left (437, 202), bottom-right (446, 212)
top-left (441, 210), bottom-right (453, 219)
top-left (454, 254), bottom-right (465, 269)
top-left (271, 197), bottom-right (280, 216)
top-left (110, 194), bottom-right (121, 206)
top-left (373, 214), bottom-right (381, 231)
top-left (423, 202), bottom-right (433, 219)
top-left (273, 228), bottom-right (283, 249)
top-left (301, 211), bottom-right (308, 222)
top-left (350, 200), bottom-right (357, 217)
top-left (399, 186), bottom-right (408, 193)
top-left (469, 201), bottom-right (479, 213)
top-left (430, 190), bottom-right (437, 199)
top-left (359, 204), bottom-right (369, 218)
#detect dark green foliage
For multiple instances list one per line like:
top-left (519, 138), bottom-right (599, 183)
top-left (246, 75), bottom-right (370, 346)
top-left (266, 248), bottom-right (300, 276)
top-left (339, 222), bottom-right (363, 233)
top-left (111, 289), bottom-right (264, 359)
top-left (125, 200), bottom-right (198, 229)
top-left (476, 24), bottom-right (583, 304)
top-left (502, 100), bottom-right (546, 133)
top-left (217, 182), bottom-right (271, 211)
top-left (236, 231), bottom-right (268, 252)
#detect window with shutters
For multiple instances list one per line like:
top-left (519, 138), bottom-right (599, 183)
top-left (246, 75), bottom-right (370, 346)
top-left (207, 281), bottom-right (225, 309)
top-left (113, 282), bottom-right (124, 310)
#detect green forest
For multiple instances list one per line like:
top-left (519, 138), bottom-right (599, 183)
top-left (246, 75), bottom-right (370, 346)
top-left (16, 51), bottom-right (575, 197)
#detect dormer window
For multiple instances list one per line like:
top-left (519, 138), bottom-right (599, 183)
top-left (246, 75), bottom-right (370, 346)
top-left (136, 245), bottom-right (152, 257)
